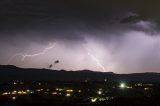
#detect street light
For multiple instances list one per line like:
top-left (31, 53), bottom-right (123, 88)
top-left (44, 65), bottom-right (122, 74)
top-left (120, 83), bottom-right (126, 89)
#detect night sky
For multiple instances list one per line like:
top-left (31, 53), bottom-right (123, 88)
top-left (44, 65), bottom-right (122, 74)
top-left (1, 0), bottom-right (160, 73)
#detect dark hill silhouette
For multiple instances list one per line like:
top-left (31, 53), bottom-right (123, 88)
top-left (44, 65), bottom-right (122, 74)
top-left (0, 65), bottom-right (160, 82)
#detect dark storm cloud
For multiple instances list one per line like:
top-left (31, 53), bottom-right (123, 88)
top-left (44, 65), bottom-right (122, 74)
top-left (0, 0), bottom-right (159, 41)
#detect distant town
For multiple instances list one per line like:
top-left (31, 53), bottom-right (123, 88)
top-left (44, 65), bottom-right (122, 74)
top-left (0, 65), bottom-right (160, 106)
top-left (0, 79), bottom-right (160, 105)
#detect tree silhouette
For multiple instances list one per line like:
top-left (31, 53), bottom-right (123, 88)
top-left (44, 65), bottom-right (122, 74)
top-left (48, 60), bottom-right (60, 69)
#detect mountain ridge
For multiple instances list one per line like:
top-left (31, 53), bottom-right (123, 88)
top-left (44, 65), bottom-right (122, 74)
top-left (0, 65), bottom-right (160, 82)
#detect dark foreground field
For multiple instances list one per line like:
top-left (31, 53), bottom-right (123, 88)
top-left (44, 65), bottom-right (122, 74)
top-left (0, 97), bottom-right (160, 106)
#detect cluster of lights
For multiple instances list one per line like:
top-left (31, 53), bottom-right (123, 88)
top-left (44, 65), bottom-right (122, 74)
top-left (2, 92), bottom-right (10, 95)
top-left (12, 81), bottom-right (24, 85)
top-left (144, 87), bottom-right (152, 90)
top-left (52, 88), bottom-right (75, 97)
top-left (91, 98), bottom-right (97, 103)
top-left (56, 88), bottom-right (64, 91)
top-left (119, 83), bottom-right (133, 89)
top-left (91, 97), bottom-right (114, 103)
top-left (1, 81), bottom-right (139, 101)
top-left (55, 88), bottom-right (75, 93)
top-left (13, 91), bottom-right (27, 95)
top-left (52, 91), bottom-right (72, 97)
top-left (135, 83), bottom-right (153, 87)
top-left (1, 90), bottom-right (34, 96)
top-left (66, 89), bottom-right (73, 92)
top-left (1, 88), bottom-right (78, 96)
top-left (36, 89), bottom-right (43, 92)
top-left (1, 79), bottom-right (157, 105)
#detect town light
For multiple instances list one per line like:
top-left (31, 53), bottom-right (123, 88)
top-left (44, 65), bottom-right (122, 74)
top-left (97, 91), bottom-right (102, 95)
top-left (120, 83), bottom-right (126, 88)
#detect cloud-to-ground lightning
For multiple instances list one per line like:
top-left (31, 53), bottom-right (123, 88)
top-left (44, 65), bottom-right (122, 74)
top-left (87, 52), bottom-right (106, 72)
top-left (84, 47), bottom-right (106, 72)
top-left (7, 43), bottom-right (56, 64)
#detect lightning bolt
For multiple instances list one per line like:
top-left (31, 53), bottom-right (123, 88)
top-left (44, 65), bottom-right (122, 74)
top-left (7, 43), bottom-right (56, 64)
top-left (87, 52), bottom-right (106, 72)
top-left (85, 47), bottom-right (106, 72)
